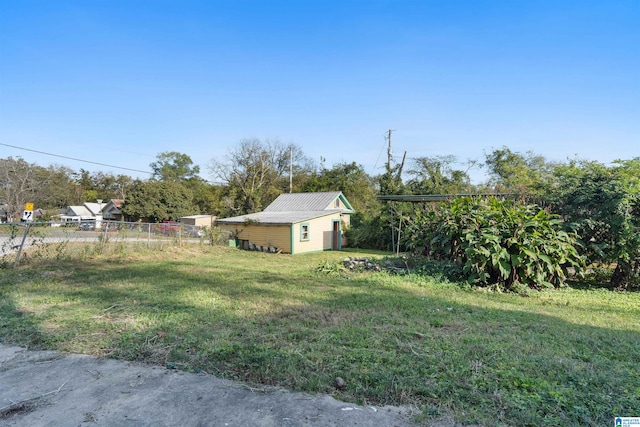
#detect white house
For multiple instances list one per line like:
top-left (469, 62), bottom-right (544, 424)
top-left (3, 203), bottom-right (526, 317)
top-left (59, 200), bottom-right (106, 227)
top-left (102, 199), bottom-right (125, 221)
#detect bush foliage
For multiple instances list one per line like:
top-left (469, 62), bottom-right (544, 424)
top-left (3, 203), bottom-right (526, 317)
top-left (403, 197), bottom-right (585, 291)
top-left (545, 158), bottom-right (640, 290)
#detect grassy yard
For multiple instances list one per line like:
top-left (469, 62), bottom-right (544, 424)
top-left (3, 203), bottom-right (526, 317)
top-left (1, 246), bottom-right (638, 426)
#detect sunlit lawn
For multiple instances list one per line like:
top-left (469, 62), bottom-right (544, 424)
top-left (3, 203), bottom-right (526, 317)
top-left (1, 246), bottom-right (638, 426)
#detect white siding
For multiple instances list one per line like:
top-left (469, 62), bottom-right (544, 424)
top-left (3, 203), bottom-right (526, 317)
top-left (292, 213), bottom-right (344, 254)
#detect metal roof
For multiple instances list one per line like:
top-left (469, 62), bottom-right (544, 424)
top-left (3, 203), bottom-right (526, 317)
top-left (264, 192), bottom-right (353, 213)
top-left (104, 199), bottom-right (124, 208)
top-left (83, 203), bottom-right (105, 215)
top-left (64, 206), bottom-right (95, 219)
top-left (217, 192), bottom-right (354, 225)
top-left (216, 210), bottom-right (342, 225)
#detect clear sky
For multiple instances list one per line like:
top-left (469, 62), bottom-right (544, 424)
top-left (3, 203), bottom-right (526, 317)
top-left (1, 0), bottom-right (638, 183)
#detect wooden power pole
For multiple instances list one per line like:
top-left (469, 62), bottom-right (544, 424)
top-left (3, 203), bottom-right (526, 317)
top-left (289, 146), bottom-right (293, 193)
top-left (386, 129), bottom-right (393, 171)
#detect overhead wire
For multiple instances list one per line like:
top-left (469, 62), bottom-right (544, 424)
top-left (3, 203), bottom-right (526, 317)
top-left (0, 142), bottom-right (153, 175)
top-left (371, 132), bottom-right (388, 175)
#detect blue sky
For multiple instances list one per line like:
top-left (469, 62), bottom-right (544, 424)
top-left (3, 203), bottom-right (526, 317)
top-left (1, 0), bottom-right (638, 183)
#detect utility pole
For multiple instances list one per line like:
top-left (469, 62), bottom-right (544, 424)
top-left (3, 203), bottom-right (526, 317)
top-left (386, 129), bottom-right (393, 172)
top-left (289, 146), bottom-right (293, 193)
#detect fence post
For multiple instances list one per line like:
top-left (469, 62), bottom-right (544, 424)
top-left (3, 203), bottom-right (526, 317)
top-left (147, 223), bottom-right (151, 249)
top-left (101, 222), bottom-right (108, 254)
top-left (14, 223), bottom-right (31, 268)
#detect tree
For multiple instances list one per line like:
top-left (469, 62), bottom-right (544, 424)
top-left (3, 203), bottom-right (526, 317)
top-left (150, 152), bottom-right (200, 182)
top-left (406, 155), bottom-right (472, 195)
top-left (484, 147), bottom-right (555, 197)
top-left (0, 157), bottom-right (40, 221)
top-left (111, 174), bottom-right (137, 201)
top-left (73, 169), bottom-right (96, 204)
top-left (301, 162), bottom-right (377, 216)
top-left (545, 158), bottom-right (640, 289)
top-left (34, 165), bottom-right (77, 210)
top-left (209, 138), bottom-right (309, 214)
top-left (122, 181), bottom-right (196, 222)
top-left (89, 171), bottom-right (137, 201)
top-left (191, 184), bottom-right (229, 216)
top-left (71, 170), bottom-right (137, 205)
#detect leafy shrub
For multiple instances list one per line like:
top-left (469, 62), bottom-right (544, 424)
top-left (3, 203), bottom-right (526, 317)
top-left (201, 226), bottom-right (230, 246)
top-left (545, 158), bottom-right (640, 290)
top-left (344, 213), bottom-right (391, 251)
top-left (315, 259), bottom-right (348, 276)
top-left (403, 197), bottom-right (585, 291)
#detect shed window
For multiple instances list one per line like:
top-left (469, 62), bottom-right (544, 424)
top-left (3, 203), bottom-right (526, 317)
top-left (300, 223), bottom-right (310, 241)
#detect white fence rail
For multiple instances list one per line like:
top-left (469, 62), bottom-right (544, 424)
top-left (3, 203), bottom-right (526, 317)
top-left (0, 220), bottom-right (231, 268)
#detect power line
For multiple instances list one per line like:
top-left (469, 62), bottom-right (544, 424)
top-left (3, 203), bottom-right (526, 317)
top-left (0, 142), bottom-right (153, 175)
top-left (371, 132), bottom-right (389, 174)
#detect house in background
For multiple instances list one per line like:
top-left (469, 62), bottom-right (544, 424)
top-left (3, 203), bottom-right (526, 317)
top-left (216, 192), bottom-right (354, 254)
top-left (59, 199), bottom-right (108, 226)
top-left (102, 199), bottom-right (125, 221)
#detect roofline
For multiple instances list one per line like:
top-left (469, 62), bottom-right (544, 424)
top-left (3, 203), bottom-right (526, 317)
top-left (337, 192), bottom-right (355, 212)
top-left (263, 191), bottom-right (355, 213)
top-left (216, 210), bottom-right (346, 226)
top-left (216, 221), bottom-right (291, 226)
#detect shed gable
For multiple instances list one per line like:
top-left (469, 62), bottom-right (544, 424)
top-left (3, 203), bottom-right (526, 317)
top-left (264, 192), bottom-right (353, 213)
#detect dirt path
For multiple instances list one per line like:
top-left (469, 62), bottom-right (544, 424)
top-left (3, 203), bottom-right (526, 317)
top-left (0, 344), bottom-right (416, 426)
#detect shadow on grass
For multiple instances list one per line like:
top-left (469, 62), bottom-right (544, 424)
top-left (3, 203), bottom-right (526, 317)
top-left (0, 273), bottom-right (49, 348)
top-left (1, 255), bottom-right (639, 426)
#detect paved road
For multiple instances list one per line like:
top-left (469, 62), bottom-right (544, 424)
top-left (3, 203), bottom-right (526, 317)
top-left (0, 344), bottom-right (416, 427)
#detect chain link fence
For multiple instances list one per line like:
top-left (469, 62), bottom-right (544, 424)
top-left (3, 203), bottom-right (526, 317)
top-left (0, 220), bottom-right (232, 269)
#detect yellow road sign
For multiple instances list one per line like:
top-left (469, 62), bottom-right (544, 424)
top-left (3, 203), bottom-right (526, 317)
top-left (25, 202), bottom-right (34, 211)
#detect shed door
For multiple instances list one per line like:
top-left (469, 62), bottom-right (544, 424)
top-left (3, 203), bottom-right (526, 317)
top-left (332, 220), bottom-right (340, 251)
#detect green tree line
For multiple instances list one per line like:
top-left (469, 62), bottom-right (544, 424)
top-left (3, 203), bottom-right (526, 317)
top-left (2, 142), bottom-right (638, 289)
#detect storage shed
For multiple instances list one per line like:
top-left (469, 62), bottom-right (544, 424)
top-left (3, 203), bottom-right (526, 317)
top-left (216, 192), bottom-right (354, 254)
top-left (181, 215), bottom-right (216, 227)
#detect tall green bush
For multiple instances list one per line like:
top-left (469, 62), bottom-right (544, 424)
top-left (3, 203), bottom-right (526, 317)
top-left (545, 158), bottom-right (640, 289)
top-left (345, 213), bottom-right (392, 251)
top-left (404, 197), bottom-right (584, 291)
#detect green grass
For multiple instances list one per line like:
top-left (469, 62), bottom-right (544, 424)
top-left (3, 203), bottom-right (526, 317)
top-left (1, 246), bottom-right (639, 426)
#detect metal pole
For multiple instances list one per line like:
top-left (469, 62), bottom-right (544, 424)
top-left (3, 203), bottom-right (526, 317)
top-left (14, 223), bottom-right (31, 268)
top-left (101, 223), bottom-right (107, 254)
top-left (396, 209), bottom-right (402, 256)
top-left (390, 202), bottom-right (395, 252)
